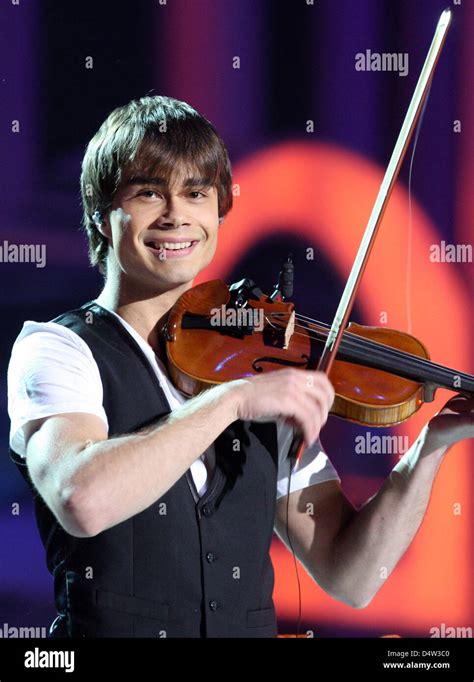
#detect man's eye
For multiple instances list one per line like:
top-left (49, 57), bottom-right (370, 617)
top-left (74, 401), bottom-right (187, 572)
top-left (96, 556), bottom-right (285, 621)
top-left (190, 190), bottom-right (206, 199)
top-left (138, 190), bottom-right (161, 199)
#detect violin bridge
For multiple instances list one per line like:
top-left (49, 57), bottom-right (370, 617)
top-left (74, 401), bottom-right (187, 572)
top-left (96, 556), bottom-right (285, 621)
top-left (283, 310), bottom-right (295, 349)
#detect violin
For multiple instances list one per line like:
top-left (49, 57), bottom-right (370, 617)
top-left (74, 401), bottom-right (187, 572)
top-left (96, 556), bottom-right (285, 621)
top-left (163, 277), bottom-right (474, 428)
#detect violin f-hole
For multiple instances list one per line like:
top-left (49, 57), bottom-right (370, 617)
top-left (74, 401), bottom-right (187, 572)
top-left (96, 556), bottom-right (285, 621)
top-left (252, 355), bottom-right (310, 373)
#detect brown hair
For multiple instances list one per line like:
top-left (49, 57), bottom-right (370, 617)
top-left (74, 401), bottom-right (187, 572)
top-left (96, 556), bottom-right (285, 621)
top-left (80, 95), bottom-right (233, 271)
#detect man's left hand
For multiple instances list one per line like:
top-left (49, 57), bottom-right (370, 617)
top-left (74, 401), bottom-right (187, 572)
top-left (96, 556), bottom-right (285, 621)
top-left (423, 395), bottom-right (474, 452)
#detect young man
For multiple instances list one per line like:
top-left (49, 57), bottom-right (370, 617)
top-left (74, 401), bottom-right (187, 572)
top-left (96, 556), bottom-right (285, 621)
top-left (7, 95), bottom-right (473, 638)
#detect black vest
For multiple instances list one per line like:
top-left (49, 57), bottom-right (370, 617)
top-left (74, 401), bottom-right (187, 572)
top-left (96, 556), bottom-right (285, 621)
top-left (10, 302), bottom-right (280, 638)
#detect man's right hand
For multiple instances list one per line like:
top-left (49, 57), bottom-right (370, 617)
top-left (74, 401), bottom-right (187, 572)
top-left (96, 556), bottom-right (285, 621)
top-left (230, 368), bottom-right (335, 449)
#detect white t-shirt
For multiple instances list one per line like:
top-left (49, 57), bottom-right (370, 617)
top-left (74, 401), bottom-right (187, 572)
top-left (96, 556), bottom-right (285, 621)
top-left (7, 301), bottom-right (340, 500)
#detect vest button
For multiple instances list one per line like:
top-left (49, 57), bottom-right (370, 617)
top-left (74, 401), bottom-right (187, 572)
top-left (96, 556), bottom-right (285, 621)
top-left (202, 505), bottom-right (213, 517)
top-left (206, 552), bottom-right (217, 563)
top-left (209, 600), bottom-right (219, 611)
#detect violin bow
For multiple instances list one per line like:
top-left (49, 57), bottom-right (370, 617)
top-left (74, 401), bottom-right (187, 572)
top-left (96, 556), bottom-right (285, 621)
top-left (292, 8), bottom-right (453, 471)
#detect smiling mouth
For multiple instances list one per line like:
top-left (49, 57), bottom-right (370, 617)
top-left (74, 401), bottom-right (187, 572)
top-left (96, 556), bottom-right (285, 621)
top-left (145, 240), bottom-right (199, 258)
top-left (145, 240), bottom-right (195, 250)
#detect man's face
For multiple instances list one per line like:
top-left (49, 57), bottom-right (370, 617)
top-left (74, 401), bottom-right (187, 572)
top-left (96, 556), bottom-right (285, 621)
top-left (104, 165), bottom-right (220, 293)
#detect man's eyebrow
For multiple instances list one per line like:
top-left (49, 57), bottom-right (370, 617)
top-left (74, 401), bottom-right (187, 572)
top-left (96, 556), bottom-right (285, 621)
top-left (183, 176), bottom-right (214, 188)
top-left (125, 176), bottom-right (166, 187)
top-left (124, 175), bottom-right (214, 188)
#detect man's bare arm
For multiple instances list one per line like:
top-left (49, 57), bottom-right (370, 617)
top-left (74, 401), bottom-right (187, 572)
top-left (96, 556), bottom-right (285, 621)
top-left (25, 368), bottom-right (334, 539)
top-left (275, 432), bottom-right (448, 608)
top-left (275, 395), bottom-right (474, 608)
top-left (26, 382), bottom-right (240, 538)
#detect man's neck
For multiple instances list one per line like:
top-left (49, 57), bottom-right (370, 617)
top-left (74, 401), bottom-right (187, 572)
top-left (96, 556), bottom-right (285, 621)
top-left (95, 278), bottom-right (193, 357)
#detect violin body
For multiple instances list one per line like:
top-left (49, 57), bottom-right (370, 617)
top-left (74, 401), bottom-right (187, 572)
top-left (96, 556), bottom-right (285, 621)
top-left (164, 279), bottom-right (444, 427)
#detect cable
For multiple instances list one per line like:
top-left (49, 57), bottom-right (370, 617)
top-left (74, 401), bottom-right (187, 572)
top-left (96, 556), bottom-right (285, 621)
top-left (286, 444), bottom-right (303, 638)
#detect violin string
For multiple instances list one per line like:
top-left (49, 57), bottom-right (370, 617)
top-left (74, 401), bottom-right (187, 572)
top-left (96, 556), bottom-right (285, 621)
top-left (292, 321), bottom-right (474, 380)
top-left (265, 310), bottom-right (466, 374)
top-left (290, 321), bottom-right (472, 382)
top-left (262, 312), bottom-right (474, 386)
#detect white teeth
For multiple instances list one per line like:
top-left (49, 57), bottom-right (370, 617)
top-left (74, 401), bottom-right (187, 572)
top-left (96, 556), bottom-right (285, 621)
top-left (157, 241), bottom-right (192, 250)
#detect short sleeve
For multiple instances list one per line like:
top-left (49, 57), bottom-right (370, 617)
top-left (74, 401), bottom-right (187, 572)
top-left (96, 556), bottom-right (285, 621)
top-left (7, 321), bottom-right (108, 457)
top-left (276, 420), bottom-right (340, 499)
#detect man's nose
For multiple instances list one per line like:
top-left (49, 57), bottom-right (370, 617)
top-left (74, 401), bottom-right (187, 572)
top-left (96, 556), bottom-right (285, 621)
top-left (158, 198), bottom-right (191, 227)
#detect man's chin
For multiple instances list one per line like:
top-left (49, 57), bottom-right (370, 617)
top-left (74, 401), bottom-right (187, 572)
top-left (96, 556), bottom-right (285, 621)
top-left (145, 269), bottom-right (197, 294)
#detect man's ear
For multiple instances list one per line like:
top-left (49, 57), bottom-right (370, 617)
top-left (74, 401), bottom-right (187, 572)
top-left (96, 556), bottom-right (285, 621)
top-left (92, 211), bottom-right (112, 239)
top-left (218, 216), bottom-right (225, 225)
